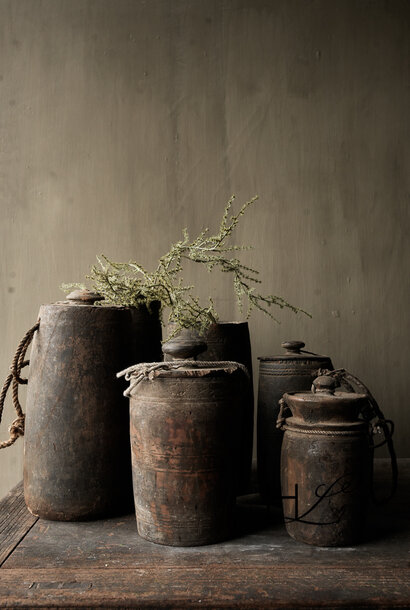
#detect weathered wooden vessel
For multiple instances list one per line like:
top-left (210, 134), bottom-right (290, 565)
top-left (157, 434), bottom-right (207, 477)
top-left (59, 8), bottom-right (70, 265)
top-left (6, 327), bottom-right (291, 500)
top-left (278, 374), bottom-right (372, 547)
top-left (121, 360), bottom-right (248, 546)
top-left (24, 289), bottom-right (162, 521)
top-left (164, 322), bottom-right (254, 495)
top-left (257, 341), bottom-right (333, 504)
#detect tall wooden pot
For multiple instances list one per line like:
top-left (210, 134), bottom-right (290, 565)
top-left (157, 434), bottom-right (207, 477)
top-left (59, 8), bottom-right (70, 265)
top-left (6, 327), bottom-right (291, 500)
top-left (257, 341), bottom-right (333, 505)
top-left (165, 322), bottom-right (253, 495)
top-left (24, 290), bottom-right (162, 521)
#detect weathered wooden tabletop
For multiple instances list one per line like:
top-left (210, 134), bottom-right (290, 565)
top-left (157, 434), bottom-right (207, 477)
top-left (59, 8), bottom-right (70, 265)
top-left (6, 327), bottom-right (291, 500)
top-left (0, 459), bottom-right (409, 609)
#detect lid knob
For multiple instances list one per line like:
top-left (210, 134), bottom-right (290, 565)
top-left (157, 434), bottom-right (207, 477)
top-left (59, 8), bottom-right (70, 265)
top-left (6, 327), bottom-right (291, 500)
top-left (66, 289), bottom-right (104, 305)
top-left (312, 375), bottom-right (338, 395)
top-left (281, 340), bottom-right (305, 354)
top-left (162, 330), bottom-right (207, 361)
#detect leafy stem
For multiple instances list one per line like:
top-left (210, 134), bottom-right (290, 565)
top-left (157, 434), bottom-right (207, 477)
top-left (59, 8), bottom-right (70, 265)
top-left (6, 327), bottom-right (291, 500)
top-left (61, 195), bottom-right (310, 336)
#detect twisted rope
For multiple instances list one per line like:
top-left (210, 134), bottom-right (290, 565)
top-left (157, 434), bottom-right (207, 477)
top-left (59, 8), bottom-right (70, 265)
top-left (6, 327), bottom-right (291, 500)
top-left (280, 424), bottom-right (367, 436)
top-left (0, 321), bottom-right (40, 449)
top-left (117, 359), bottom-right (250, 397)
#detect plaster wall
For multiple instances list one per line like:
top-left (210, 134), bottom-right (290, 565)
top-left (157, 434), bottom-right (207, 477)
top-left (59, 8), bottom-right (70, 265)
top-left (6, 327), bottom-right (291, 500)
top-left (0, 0), bottom-right (409, 498)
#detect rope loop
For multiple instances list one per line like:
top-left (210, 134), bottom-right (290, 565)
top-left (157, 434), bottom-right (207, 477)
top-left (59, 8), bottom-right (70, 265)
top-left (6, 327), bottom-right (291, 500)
top-left (316, 367), bottom-right (397, 505)
top-left (0, 321), bottom-right (40, 450)
top-left (9, 415), bottom-right (25, 438)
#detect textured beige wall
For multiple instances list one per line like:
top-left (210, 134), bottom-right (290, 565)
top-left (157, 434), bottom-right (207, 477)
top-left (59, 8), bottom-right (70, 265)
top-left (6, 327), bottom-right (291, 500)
top-left (0, 0), bottom-right (409, 498)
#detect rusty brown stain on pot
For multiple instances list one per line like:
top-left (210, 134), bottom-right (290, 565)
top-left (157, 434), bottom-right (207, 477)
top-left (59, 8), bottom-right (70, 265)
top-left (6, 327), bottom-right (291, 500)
top-left (128, 364), bottom-right (246, 546)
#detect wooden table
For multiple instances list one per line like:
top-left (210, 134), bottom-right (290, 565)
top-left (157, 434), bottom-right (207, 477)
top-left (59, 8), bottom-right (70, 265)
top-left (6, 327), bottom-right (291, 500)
top-left (0, 459), bottom-right (409, 608)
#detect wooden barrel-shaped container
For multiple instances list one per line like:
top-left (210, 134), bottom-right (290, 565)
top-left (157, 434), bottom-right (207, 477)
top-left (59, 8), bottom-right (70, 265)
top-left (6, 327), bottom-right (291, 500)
top-left (165, 322), bottom-right (253, 495)
top-left (24, 291), bottom-right (162, 521)
top-left (198, 323), bottom-right (253, 495)
top-left (257, 341), bottom-right (333, 504)
top-left (127, 361), bottom-right (247, 546)
top-left (279, 376), bottom-right (371, 547)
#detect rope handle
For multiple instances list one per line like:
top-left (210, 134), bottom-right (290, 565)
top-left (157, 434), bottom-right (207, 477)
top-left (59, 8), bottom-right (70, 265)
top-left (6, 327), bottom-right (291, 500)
top-left (317, 367), bottom-right (398, 505)
top-left (0, 321), bottom-right (40, 449)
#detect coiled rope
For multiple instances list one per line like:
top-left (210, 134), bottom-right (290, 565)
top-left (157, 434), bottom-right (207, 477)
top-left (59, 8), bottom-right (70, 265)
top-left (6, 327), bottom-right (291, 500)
top-left (0, 321), bottom-right (40, 449)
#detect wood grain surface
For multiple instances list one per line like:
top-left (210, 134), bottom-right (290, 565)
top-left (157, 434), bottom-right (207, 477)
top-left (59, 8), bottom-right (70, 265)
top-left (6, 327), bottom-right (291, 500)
top-left (0, 460), bottom-right (409, 608)
top-left (0, 482), bottom-right (37, 567)
top-left (1, 566), bottom-right (409, 609)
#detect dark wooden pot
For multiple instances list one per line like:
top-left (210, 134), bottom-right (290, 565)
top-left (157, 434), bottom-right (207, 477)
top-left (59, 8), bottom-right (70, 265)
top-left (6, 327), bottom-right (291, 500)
top-left (165, 321), bottom-right (254, 495)
top-left (129, 363), bottom-right (246, 546)
top-left (257, 341), bottom-right (333, 505)
top-left (280, 376), bottom-right (371, 547)
top-left (24, 293), bottom-right (162, 521)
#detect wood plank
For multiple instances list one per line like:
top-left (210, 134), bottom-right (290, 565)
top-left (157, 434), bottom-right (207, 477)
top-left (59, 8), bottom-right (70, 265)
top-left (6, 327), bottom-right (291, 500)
top-left (4, 459), bottom-right (408, 571)
top-left (3, 504), bottom-right (410, 570)
top-left (0, 566), bottom-right (409, 608)
top-left (0, 460), bottom-right (408, 608)
top-left (0, 482), bottom-right (37, 566)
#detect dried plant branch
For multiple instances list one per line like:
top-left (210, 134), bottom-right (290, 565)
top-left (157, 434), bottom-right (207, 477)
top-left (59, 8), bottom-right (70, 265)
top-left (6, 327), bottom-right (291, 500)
top-left (61, 195), bottom-right (310, 337)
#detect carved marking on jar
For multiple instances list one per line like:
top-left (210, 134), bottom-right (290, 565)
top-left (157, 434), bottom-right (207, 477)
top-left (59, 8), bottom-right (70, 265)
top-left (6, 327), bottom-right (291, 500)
top-left (283, 473), bottom-right (356, 525)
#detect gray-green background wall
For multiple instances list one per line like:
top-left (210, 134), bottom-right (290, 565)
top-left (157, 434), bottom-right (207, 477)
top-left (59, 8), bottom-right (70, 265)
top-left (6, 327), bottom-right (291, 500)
top-left (0, 0), bottom-right (409, 498)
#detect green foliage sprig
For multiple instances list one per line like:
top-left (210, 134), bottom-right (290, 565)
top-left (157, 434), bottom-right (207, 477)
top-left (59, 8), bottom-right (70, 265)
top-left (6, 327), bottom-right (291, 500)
top-left (161, 195), bottom-right (307, 323)
top-left (61, 196), bottom-right (309, 336)
top-left (87, 254), bottom-right (218, 336)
